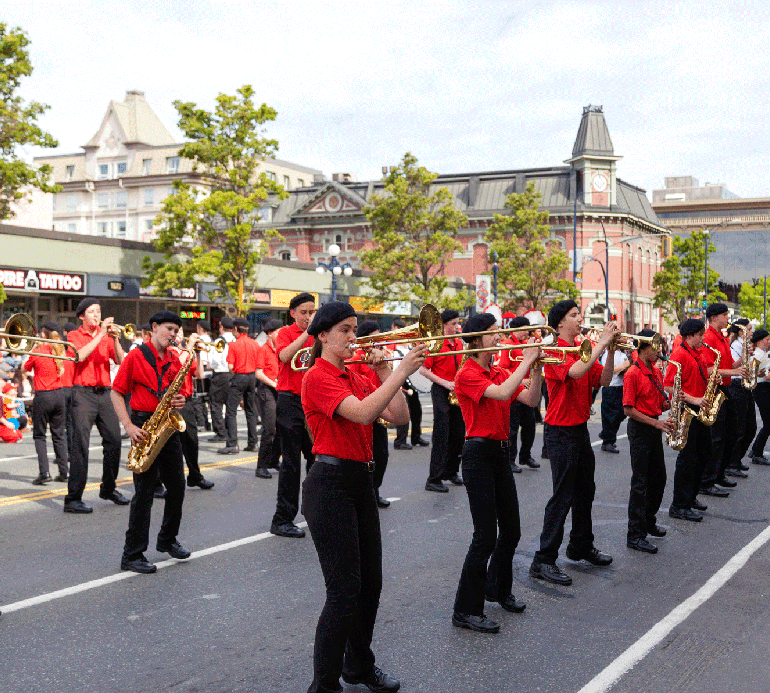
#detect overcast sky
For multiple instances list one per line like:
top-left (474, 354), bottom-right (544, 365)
top-left (5, 0), bottom-right (770, 199)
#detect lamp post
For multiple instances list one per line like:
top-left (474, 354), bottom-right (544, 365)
top-left (491, 250), bottom-right (498, 304)
top-left (703, 229), bottom-right (710, 310)
top-left (316, 243), bottom-right (353, 301)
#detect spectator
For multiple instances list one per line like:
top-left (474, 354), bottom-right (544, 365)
top-left (1, 381), bottom-right (28, 443)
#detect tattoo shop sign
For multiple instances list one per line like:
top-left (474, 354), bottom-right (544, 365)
top-left (0, 267), bottom-right (87, 294)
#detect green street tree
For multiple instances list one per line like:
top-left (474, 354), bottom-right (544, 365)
top-left (143, 85), bottom-right (286, 315)
top-left (359, 153), bottom-right (470, 311)
top-left (652, 229), bottom-right (726, 324)
top-left (485, 182), bottom-right (576, 312)
top-left (0, 23), bottom-right (60, 220)
top-left (738, 280), bottom-right (767, 326)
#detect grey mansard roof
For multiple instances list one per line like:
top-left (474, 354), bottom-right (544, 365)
top-left (571, 105), bottom-right (616, 158)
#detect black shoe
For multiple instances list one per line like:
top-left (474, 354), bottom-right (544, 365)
top-left (63, 500), bottom-right (93, 514)
top-left (752, 455), bottom-right (770, 465)
top-left (669, 506), bottom-right (703, 522)
top-left (342, 665), bottom-right (401, 692)
top-left (715, 478), bottom-right (737, 488)
top-left (412, 438), bottom-right (430, 447)
top-left (565, 544), bottom-right (613, 566)
top-left (647, 524), bottom-right (667, 537)
top-left (447, 473), bottom-right (464, 486)
top-left (254, 467), bottom-right (272, 479)
top-left (493, 594), bottom-right (526, 613)
top-left (208, 435), bottom-right (227, 443)
top-left (627, 537), bottom-right (658, 554)
top-left (121, 556), bottom-right (157, 574)
top-left (511, 463), bottom-right (523, 473)
top-left (243, 445), bottom-right (258, 452)
top-left (377, 495), bottom-right (391, 508)
top-left (217, 446), bottom-right (239, 455)
top-left (739, 462), bottom-right (750, 471)
top-left (31, 473), bottom-right (52, 485)
top-left (691, 499), bottom-right (708, 511)
top-left (700, 485), bottom-right (729, 497)
top-left (394, 443), bottom-right (413, 450)
top-left (270, 522), bottom-right (305, 538)
top-left (529, 560), bottom-right (572, 586)
top-left (187, 476), bottom-right (215, 489)
top-left (425, 481), bottom-right (449, 493)
top-left (153, 486), bottom-right (167, 499)
top-left (521, 456), bottom-right (540, 469)
top-left (99, 489), bottom-right (130, 505)
top-left (725, 468), bottom-right (748, 478)
top-left (156, 541), bottom-right (191, 559)
top-left (53, 474), bottom-right (68, 482)
top-left (451, 612), bottom-right (500, 634)
top-left (600, 443), bottom-right (620, 453)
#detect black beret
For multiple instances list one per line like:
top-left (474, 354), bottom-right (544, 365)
top-left (510, 316), bottom-right (530, 329)
top-left (263, 319), bottom-right (283, 334)
top-left (548, 300), bottom-right (578, 329)
top-left (705, 302), bottom-right (728, 319)
top-left (197, 320), bottom-right (211, 331)
top-left (462, 312), bottom-right (497, 341)
top-left (234, 317), bottom-right (249, 329)
top-left (149, 310), bottom-right (182, 327)
top-left (751, 329), bottom-right (769, 344)
top-left (63, 321), bottom-right (77, 333)
top-left (140, 323), bottom-right (152, 332)
top-left (75, 297), bottom-right (99, 317)
top-left (356, 321), bottom-right (380, 338)
top-left (680, 318), bottom-right (705, 337)
top-left (440, 309), bottom-right (460, 323)
top-left (635, 328), bottom-right (657, 350)
top-left (41, 321), bottom-right (60, 333)
top-left (307, 301), bottom-right (356, 337)
top-left (220, 317), bottom-right (234, 329)
top-left (289, 292), bottom-right (315, 310)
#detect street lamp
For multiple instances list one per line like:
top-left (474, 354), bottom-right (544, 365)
top-left (316, 243), bottom-right (353, 301)
top-left (703, 229), bottom-right (710, 309)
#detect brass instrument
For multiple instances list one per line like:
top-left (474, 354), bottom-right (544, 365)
top-left (614, 331), bottom-right (662, 353)
top-left (126, 343), bottom-right (202, 473)
top-left (737, 326), bottom-right (757, 390)
top-left (665, 361), bottom-right (696, 450)
top-left (698, 344), bottom-right (726, 426)
top-left (99, 321), bottom-right (137, 340)
top-left (187, 337), bottom-right (226, 353)
top-left (0, 313), bottom-right (79, 362)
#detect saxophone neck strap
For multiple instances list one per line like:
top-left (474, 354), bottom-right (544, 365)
top-left (682, 343), bottom-right (709, 384)
top-left (633, 360), bottom-right (669, 402)
top-left (137, 343), bottom-right (175, 399)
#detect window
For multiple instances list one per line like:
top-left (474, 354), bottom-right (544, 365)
top-left (116, 221), bottom-right (126, 238)
top-left (297, 178), bottom-right (304, 187)
top-left (67, 223), bottom-right (76, 233)
top-left (146, 219), bottom-right (153, 232)
top-left (142, 158), bottom-right (152, 175)
top-left (166, 156), bottom-right (180, 174)
top-left (335, 234), bottom-right (342, 245)
top-left (97, 193), bottom-right (109, 209)
top-left (283, 175), bottom-right (290, 189)
top-left (280, 251), bottom-right (291, 261)
top-left (144, 188), bottom-right (154, 206)
top-left (116, 191), bottom-right (127, 208)
top-left (116, 162), bottom-right (127, 175)
top-left (265, 171), bottom-right (276, 182)
top-left (98, 164), bottom-right (109, 180)
top-left (67, 194), bottom-right (77, 211)
top-left (258, 205), bottom-right (272, 223)
top-left (52, 195), bottom-right (57, 212)
top-left (65, 165), bottom-right (74, 181)
top-left (97, 222), bottom-right (109, 236)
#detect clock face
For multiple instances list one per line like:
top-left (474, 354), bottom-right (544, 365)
top-left (592, 173), bottom-right (608, 192)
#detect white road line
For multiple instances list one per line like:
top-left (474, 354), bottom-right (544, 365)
top-left (591, 434), bottom-right (627, 448)
top-left (577, 523), bottom-right (770, 693)
top-left (0, 521), bottom-right (309, 615)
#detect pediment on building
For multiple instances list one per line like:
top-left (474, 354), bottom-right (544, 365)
top-left (291, 180), bottom-right (367, 219)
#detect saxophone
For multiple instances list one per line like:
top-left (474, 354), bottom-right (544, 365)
top-left (740, 329), bottom-right (758, 390)
top-left (665, 361), bottom-right (696, 450)
top-left (697, 344), bottom-right (726, 426)
top-left (126, 345), bottom-right (196, 473)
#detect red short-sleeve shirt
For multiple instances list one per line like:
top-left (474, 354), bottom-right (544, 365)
top-left (226, 333), bottom-right (260, 374)
top-left (60, 359), bottom-right (74, 388)
top-left (623, 359), bottom-right (667, 418)
top-left (702, 325), bottom-right (735, 386)
top-left (544, 338), bottom-right (603, 426)
top-left (302, 357), bottom-right (376, 463)
top-left (23, 345), bottom-right (62, 391)
top-left (276, 323), bottom-right (314, 395)
top-left (455, 358), bottom-right (524, 440)
top-left (423, 337), bottom-right (463, 383)
top-left (112, 343), bottom-right (184, 413)
top-left (663, 344), bottom-right (709, 399)
top-left (347, 349), bottom-right (382, 390)
top-left (256, 342), bottom-right (280, 383)
top-left (496, 334), bottom-right (526, 371)
top-left (68, 325), bottom-right (117, 387)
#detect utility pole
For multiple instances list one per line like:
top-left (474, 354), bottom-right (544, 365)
top-left (703, 230), bottom-right (709, 311)
top-left (764, 275), bottom-right (767, 328)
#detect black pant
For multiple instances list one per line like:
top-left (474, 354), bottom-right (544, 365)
top-left (728, 381), bottom-right (757, 468)
top-left (372, 422), bottom-right (388, 492)
top-left (454, 439), bottom-right (520, 616)
top-left (427, 384), bottom-right (465, 484)
top-left (599, 386), bottom-right (626, 445)
top-left (509, 402), bottom-right (535, 465)
top-left (257, 383), bottom-right (280, 470)
top-left (273, 392), bottom-right (315, 526)
top-left (534, 423), bottom-right (595, 564)
top-left (225, 373), bottom-right (258, 448)
top-left (627, 419), bottom-right (666, 540)
top-left (541, 381), bottom-right (550, 457)
top-left (394, 388), bottom-right (423, 446)
top-left (61, 386), bottom-right (75, 460)
top-left (701, 387), bottom-right (736, 486)
top-left (66, 386), bottom-right (122, 503)
top-left (179, 399), bottom-right (205, 482)
top-left (32, 389), bottom-right (68, 477)
top-left (209, 372), bottom-right (232, 437)
top-left (671, 416), bottom-right (711, 509)
top-left (123, 412), bottom-right (185, 561)
top-left (751, 383), bottom-right (770, 457)
top-left (192, 377), bottom-right (211, 431)
top-left (302, 459), bottom-right (381, 693)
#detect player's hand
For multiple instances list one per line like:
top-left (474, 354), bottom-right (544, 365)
top-left (171, 394), bottom-right (187, 409)
top-left (126, 423), bottom-right (148, 445)
top-left (658, 419), bottom-right (675, 433)
top-left (600, 321), bottom-right (619, 348)
top-left (399, 343), bottom-right (429, 376)
top-left (100, 317), bottom-right (114, 337)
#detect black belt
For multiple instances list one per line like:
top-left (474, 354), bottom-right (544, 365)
top-left (466, 437), bottom-right (510, 448)
top-left (75, 385), bottom-right (108, 394)
top-left (316, 454), bottom-right (373, 472)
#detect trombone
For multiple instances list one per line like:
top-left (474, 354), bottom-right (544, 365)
top-left (0, 313), bottom-right (80, 362)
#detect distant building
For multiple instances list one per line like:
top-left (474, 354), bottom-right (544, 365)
top-left (33, 90), bottom-right (323, 242)
top-left (652, 175), bottom-right (740, 204)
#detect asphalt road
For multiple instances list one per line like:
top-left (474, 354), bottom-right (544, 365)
top-left (2, 397), bottom-right (770, 693)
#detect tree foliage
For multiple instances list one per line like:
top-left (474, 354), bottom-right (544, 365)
top-left (652, 230), bottom-right (726, 324)
top-left (485, 182), bottom-right (577, 311)
top-left (739, 280), bottom-right (767, 326)
top-left (143, 85), bottom-right (286, 315)
top-left (0, 23), bottom-right (60, 220)
top-left (359, 153), bottom-right (470, 311)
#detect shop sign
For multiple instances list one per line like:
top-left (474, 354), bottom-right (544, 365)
top-left (0, 267), bottom-right (87, 294)
top-left (180, 310), bottom-right (206, 319)
top-left (349, 296), bottom-right (383, 313)
top-left (475, 275), bottom-right (491, 312)
top-left (251, 290), bottom-right (271, 304)
top-left (108, 281), bottom-right (125, 292)
top-left (140, 285), bottom-right (198, 301)
top-left (271, 289), bottom-right (319, 309)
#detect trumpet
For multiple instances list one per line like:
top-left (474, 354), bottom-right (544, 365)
top-left (0, 313), bottom-right (80, 362)
top-left (99, 321), bottom-right (137, 340)
top-left (190, 337), bottom-right (227, 353)
top-left (578, 325), bottom-right (661, 353)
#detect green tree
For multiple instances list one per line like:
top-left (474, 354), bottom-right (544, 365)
top-left (359, 152), bottom-right (470, 311)
top-left (485, 182), bottom-right (576, 312)
top-left (652, 229), bottom-right (726, 324)
top-left (143, 85), bottom-right (286, 315)
top-left (0, 23), bottom-right (60, 220)
top-left (739, 280), bottom-right (767, 326)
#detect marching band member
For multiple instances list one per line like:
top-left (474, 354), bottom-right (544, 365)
top-left (598, 340), bottom-right (630, 454)
top-left (111, 311), bottom-right (194, 574)
top-left (254, 319), bottom-right (283, 478)
top-left (451, 313), bottom-right (542, 634)
top-left (207, 317), bottom-right (235, 442)
top-left (191, 320), bottom-right (213, 433)
top-left (391, 318), bottom-right (428, 450)
top-left (726, 318), bottom-right (754, 476)
top-left (664, 319), bottom-right (712, 521)
top-left (622, 329), bottom-right (673, 553)
top-left (61, 321), bottom-right (78, 460)
top-left (749, 329), bottom-right (770, 464)
top-left (420, 309), bottom-right (465, 492)
top-left (64, 298), bottom-right (127, 514)
top-left (300, 301), bottom-right (426, 693)
top-left (529, 300), bottom-right (617, 586)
